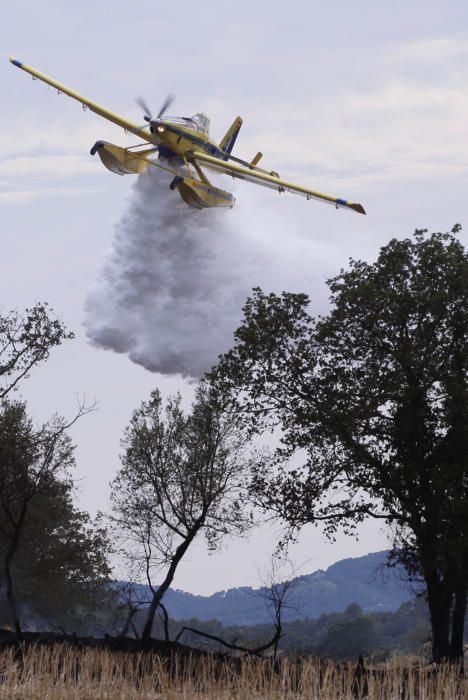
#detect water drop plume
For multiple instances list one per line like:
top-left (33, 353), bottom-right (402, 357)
top-left (84, 169), bottom-right (263, 378)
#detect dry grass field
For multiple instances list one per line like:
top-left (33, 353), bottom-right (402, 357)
top-left (0, 645), bottom-right (465, 699)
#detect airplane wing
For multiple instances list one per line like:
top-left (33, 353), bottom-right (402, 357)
top-left (9, 57), bottom-right (153, 144)
top-left (188, 150), bottom-right (366, 214)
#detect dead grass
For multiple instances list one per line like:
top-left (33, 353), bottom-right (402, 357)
top-left (0, 645), bottom-right (465, 699)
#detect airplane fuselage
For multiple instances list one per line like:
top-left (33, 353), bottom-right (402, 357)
top-left (151, 119), bottom-right (226, 162)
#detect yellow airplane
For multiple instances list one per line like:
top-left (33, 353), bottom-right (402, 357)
top-left (9, 57), bottom-right (365, 214)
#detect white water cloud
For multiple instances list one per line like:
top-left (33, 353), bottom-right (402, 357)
top-left (84, 169), bottom-right (266, 378)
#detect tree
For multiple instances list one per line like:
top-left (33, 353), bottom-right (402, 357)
top-left (0, 303), bottom-right (73, 399)
top-left (176, 557), bottom-right (297, 658)
top-left (319, 613), bottom-right (379, 661)
top-left (0, 399), bottom-right (110, 636)
top-left (6, 495), bottom-right (113, 633)
top-left (110, 383), bottom-right (250, 642)
top-left (255, 557), bottom-right (299, 660)
top-left (209, 227), bottom-right (468, 664)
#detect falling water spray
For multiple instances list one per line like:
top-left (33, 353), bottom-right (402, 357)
top-left (84, 169), bottom-right (264, 378)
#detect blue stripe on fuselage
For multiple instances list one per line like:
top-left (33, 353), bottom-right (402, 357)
top-left (162, 123), bottom-right (225, 159)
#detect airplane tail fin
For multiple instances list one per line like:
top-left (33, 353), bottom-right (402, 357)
top-left (219, 116), bottom-right (243, 158)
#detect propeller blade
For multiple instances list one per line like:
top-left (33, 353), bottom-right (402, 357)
top-left (157, 94), bottom-right (175, 119)
top-left (136, 96), bottom-right (153, 121)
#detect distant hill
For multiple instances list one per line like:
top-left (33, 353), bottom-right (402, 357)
top-left (124, 551), bottom-right (417, 627)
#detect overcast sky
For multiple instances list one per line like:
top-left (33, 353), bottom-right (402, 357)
top-left (2, 1), bottom-right (468, 595)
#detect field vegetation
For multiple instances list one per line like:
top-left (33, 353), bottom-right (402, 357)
top-left (0, 645), bottom-right (465, 699)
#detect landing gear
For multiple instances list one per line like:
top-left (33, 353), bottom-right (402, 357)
top-left (169, 176), bottom-right (183, 190)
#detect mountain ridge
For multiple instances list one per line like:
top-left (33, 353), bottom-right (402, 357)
top-left (124, 550), bottom-right (416, 627)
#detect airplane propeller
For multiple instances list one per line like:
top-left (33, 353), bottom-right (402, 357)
top-left (136, 94), bottom-right (175, 125)
top-left (136, 97), bottom-right (153, 123)
top-left (156, 94), bottom-right (175, 119)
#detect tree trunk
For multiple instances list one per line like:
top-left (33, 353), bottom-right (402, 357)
top-left (3, 502), bottom-right (29, 639)
top-left (141, 526), bottom-right (201, 641)
top-left (425, 571), bottom-right (452, 663)
top-left (158, 602), bottom-right (170, 642)
top-left (118, 605), bottom-right (137, 638)
top-left (4, 546), bottom-right (21, 639)
top-left (449, 582), bottom-right (466, 665)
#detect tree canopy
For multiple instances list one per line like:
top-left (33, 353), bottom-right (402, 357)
top-left (209, 227), bottom-right (468, 663)
top-left (0, 303), bottom-right (73, 399)
top-left (111, 383), bottom-right (250, 640)
top-left (0, 400), bottom-right (111, 635)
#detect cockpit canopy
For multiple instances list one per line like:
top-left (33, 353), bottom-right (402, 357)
top-left (191, 113), bottom-right (210, 134)
top-left (165, 113), bottom-right (210, 135)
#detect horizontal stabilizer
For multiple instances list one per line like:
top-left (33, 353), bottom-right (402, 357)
top-left (250, 151), bottom-right (263, 166)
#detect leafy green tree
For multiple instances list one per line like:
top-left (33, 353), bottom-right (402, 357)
top-left (0, 303), bottom-right (73, 399)
top-left (319, 613), bottom-right (379, 660)
top-left (111, 383), bottom-right (250, 642)
top-left (0, 400), bottom-right (111, 636)
top-left (8, 494), bottom-right (112, 632)
top-left (209, 227), bottom-right (468, 664)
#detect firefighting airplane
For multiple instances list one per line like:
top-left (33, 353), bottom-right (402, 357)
top-left (9, 57), bottom-right (365, 214)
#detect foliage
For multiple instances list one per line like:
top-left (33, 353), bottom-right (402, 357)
top-left (8, 499), bottom-right (112, 631)
top-left (318, 614), bottom-right (379, 660)
top-left (111, 382), bottom-right (251, 640)
top-left (124, 596), bottom-right (437, 660)
top-left (0, 400), bottom-right (111, 634)
top-left (209, 227), bottom-right (468, 662)
top-left (0, 303), bottom-right (73, 399)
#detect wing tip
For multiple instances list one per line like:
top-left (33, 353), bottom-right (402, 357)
top-left (348, 202), bottom-right (366, 215)
top-left (336, 198), bottom-right (366, 215)
top-left (9, 56), bottom-right (23, 68)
